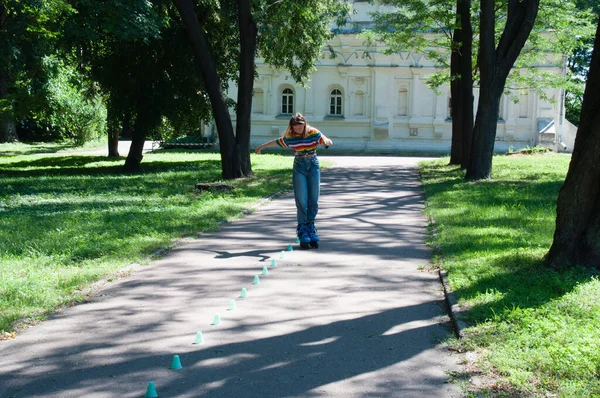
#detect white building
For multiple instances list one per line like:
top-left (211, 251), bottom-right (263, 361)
top-left (229, 1), bottom-right (575, 154)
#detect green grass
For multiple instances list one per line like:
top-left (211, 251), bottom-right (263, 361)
top-left (420, 153), bottom-right (600, 397)
top-left (0, 147), bottom-right (294, 334)
top-left (4, 144), bottom-right (598, 396)
top-left (0, 140), bottom-right (105, 156)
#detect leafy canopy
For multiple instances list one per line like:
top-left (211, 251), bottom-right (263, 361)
top-left (364, 0), bottom-right (596, 100)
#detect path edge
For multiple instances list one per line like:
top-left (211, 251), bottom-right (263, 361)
top-left (438, 269), bottom-right (468, 339)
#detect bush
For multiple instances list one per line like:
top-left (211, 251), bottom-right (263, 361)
top-left (42, 58), bottom-right (106, 145)
top-left (17, 57), bottom-right (107, 145)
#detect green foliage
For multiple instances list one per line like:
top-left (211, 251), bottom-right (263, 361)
top-left (0, 148), bottom-right (294, 333)
top-left (563, 1), bottom-right (598, 126)
top-left (65, 1), bottom-right (216, 141)
top-left (366, 0), bottom-right (455, 68)
top-left (31, 57), bottom-right (106, 145)
top-left (565, 85), bottom-right (584, 126)
top-left (366, 0), bottom-right (596, 95)
top-left (256, 0), bottom-right (351, 84)
top-left (420, 154), bottom-right (600, 396)
top-left (65, 0), bottom-right (165, 43)
top-left (507, 1), bottom-right (595, 101)
top-left (575, 0), bottom-right (600, 15)
top-left (0, 0), bottom-right (76, 140)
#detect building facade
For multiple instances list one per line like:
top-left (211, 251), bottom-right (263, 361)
top-left (228, 1), bottom-right (574, 154)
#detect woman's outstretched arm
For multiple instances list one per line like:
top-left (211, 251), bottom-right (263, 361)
top-left (255, 139), bottom-right (278, 154)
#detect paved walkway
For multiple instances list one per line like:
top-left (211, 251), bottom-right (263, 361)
top-left (0, 156), bottom-right (464, 397)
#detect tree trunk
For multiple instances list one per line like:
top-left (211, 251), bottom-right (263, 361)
top-left (107, 107), bottom-right (120, 158)
top-left (449, 32), bottom-right (463, 166)
top-left (0, 6), bottom-right (16, 143)
top-left (173, 0), bottom-right (243, 180)
top-left (458, 0), bottom-right (474, 170)
top-left (467, 84), bottom-right (503, 179)
top-left (121, 112), bottom-right (133, 140)
top-left (0, 116), bottom-right (16, 143)
top-left (466, 0), bottom-right (539, 180)
top-left (0, 74), bottom-right (17, 143)
top-left (123, 113), bottom-right (147, 172)
top-left (545, 19), bottom-right (600, 269)
top-left (235, 0), bottom-right (257, 177)
top-left (450, 0), bottom-right (474, 168)
top-left (108, 128), bottom-right (120, 158)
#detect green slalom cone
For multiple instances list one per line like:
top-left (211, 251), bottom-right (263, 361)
top-left (192, 331), bottom-right (204, 345)
top-left (240, 287), bottom-right (247, 298)
top-left (145, 382), bottom-right (158, 398)
top-left (279, 251), bottom-right (285, 259)
top-left (252, 275), bottom-right (260, 285)
top-left (270, 258), bottom-right (277, 267)
top-left (287, 244), bottom-right (293, 252)
top-left (170, 355), bottom-right (182, 370)
top-left (228, 299), bottom-right (236, 310)
top-left (212, 314), bottom-right (221, 325)
top-left (261, 266), bottom-right (269, 276)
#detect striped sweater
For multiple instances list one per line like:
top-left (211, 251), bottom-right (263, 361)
top-left (276, 129), bottom-right (324, 153)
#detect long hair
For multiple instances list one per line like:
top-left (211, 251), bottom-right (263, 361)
top-left (283, 113), bottom-right (314, 139)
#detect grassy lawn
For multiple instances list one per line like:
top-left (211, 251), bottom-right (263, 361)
top-left (420, 153), bottom-right (600, 397)
top-left (0, 139), bottom-right (105, 156)
top-left (3, 143), bottom-right (598, 396)
top-left (0, 144), bottom-right (294, 336)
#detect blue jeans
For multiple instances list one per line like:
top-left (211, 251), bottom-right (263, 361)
top-left (293, 155), bottom-right (320, 225)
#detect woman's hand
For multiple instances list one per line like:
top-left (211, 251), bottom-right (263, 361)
top-left (323, 138), bottom-right (333, 147)
top-left (255, 145), bottom-right (263, 155)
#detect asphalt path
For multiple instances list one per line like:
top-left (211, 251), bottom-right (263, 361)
top-left (0, 154), bottom-right (464, 397)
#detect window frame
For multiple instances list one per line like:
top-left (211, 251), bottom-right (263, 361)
top-left (329, 88), bottom-right (343, 116)
top-left (281, 87), bottom-right (294, 115)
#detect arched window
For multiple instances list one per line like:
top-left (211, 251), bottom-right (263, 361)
top-left (281, 88), bottom-right (294, 115)
top-left (398, 88), bottom-right (408, 116)
top-left (253, 88), bottom-right (264, 114)
top-left (519, 91), bottom-right (529, 118)
top-left (354, 91), bottom-right (365, 116)
top-left (330, 88), bottom-right (343, 115)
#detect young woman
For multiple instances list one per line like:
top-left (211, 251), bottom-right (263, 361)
top-left (255, 113), bottom-right (333, 248)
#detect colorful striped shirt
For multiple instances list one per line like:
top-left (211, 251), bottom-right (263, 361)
top-left (276, 129), bottom-right (324, 154)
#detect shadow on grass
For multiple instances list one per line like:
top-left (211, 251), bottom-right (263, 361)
top-left (424, 178), bottom-right (567, 258)
top-left (454, 255), bottom-right (597, 324)
top-left (0, 155), bottom-right (293, 267)
top-left (0, 155), bottom-right (223, 174)
top-left (0, 156), bottom-right (236, 197)
top-left (0, 143), bottom-right (87, 156)
top-left (420, 162), bottom-right (598, 326)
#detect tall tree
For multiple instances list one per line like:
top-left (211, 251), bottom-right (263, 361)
top-left (66, 0), bottom-right (215, 171)
top-left (565, 1), bottom-right (599, 126)
top-left (173, 0), bottom-right (242, 178)
top-left (545, 17), bottom-right (600, 269)
top-left (449, 0), bottom-right (473, 168)
top-left (174, 0), bottom-right (349, 179)
top-left (465, 0), bottom-right (540, 180)
top-left (369, 0), bottom-right (472, 166)
top-left (369, 1), bottom-right (593, 176)
top-left (0, 0), bottom-right (73, 142)
top-left (235, 0), bottom-right (258, 177)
